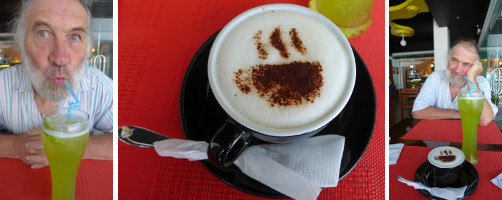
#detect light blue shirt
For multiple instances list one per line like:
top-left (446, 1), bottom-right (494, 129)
top-left (412, 70), bottom-right (498, 115)
top-left (0, 65), bottom-right (113, 134)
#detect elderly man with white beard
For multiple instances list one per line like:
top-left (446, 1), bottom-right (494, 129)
top-left (0, 0), bottom-right (112, 168)
top-left (412, 38), bottom-right (498, 126)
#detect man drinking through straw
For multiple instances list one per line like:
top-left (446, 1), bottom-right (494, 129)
top-left (0, 0), bottom-right (112, 168)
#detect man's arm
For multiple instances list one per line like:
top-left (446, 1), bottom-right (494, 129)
top-left (412, 106), bottom-right (461, 120)
top-left (0, 134), bottom-right (18, 158)
top-left (84, 133), bottom-right (113, 160)
top-left (0, 129), bottom-right (113, 169)
top-left (411, 71), bottom-right (446, 119)
top-left (84, 71), bottom-right (113, 160)
top-left (479, 99), bottom-right (495, 126)
top-left (466, 61), bottom-right (495, 126)
top-left (0, 130), bottom-right (45, 167)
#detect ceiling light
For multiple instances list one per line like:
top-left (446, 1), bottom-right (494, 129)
top-left (400, 34), bottom-right (407, 46)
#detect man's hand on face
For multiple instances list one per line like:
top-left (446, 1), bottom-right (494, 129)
top-left (465, 60), bottom-right (483, 82)
top-left (14, 128), bottom-right (49, 169)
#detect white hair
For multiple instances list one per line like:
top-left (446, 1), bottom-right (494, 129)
top-left (447, 38), bottom-right (480, 61)
top-left (11, 0), bottom-right (93, 102)
top-left (12, 0), bottom-right (93, 60)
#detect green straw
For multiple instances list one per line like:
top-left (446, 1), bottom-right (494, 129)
top-left (64, 81), bottom-right (80, 118)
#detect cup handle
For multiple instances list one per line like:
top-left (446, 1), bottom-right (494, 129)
top-left (207, 118), bottom-right (255, 167)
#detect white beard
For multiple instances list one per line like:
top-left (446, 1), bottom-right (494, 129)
top-left (446, 69), bottom-right (466, 88)
top-left (23, 51), bottom-right (85, 103)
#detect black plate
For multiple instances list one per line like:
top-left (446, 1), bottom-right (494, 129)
top-left (180, 31), bottom-right (376, 198)
top-left (414, 161), bottom-right (479, 200)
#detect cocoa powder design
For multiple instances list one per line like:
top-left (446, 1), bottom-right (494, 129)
top-left (235, 26), bottom-right (323, 107)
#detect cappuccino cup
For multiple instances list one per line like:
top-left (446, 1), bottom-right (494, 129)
top-left (427, 146), bottom-right (465, 187)
top-left (207, 4), bottom-right (356, 167)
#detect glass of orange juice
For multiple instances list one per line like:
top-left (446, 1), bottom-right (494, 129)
top-left (309, 0), bottom-right (374, 38)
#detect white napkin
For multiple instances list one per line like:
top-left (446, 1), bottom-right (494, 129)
top-left (399, 179), bottom-right (467, 200)
top-left (154, 139), bottom-right (208, 161)
top-left (389, 143), bottom-right (404, 165)
top-left (153, 135), bottom-right (345, 200)
top-left (491, 172), bottom-right (502, 190)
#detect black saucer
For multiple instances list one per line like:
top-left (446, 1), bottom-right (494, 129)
top-left (180, 31), bottom-right (376, 198)
top-left (414, 161), bottom-right (479, 200)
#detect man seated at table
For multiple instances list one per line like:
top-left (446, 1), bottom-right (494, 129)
top-left (0, 0), bottom-right (113, 168)
top-left (412, 38), bottom-right (498, 126)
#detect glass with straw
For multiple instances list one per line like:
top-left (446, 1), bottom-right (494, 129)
top-left (41, 81), bottom-right (89, 200)
top-left (458, 77), bottom-right (484, 164)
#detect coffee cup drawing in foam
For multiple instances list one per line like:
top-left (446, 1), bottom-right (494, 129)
top-left (207, 4), bottom-right (356, 137)
top-left (427, 146), bottom-right (465, 169)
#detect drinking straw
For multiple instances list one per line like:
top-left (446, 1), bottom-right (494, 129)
top-left (464, 77), bottom-right (477, 95)
top-left (64, 81), bottom-right (80, 118)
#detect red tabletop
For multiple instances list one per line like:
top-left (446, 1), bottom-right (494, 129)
top-left (118, 0), bottom-right (385, 199)
top-left (401, 120), bottom-right (502, 144)
top-left (0, 159), bottom-right (112, 199)
top-left (389, 145), bottom-right (502, 200)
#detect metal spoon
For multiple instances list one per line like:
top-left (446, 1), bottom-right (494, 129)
top-left (118, 126), bottom-right (169, 148)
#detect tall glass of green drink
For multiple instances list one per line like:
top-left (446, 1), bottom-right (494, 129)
top-left (42, 108), bottom-right (89, 200)
top-left (458, 90), bottom-right (484, 164)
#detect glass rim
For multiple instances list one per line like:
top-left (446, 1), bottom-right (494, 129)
top-left (42, 107), bottom-right (89, 127)
top-left (459, 89), bottom-right (484, 97)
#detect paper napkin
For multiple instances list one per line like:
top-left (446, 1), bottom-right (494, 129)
top-left (154, 139), bottom-right (208, 161)
top-left (491, 172), bottom-right (502, 190)
top-left (399, 178), bottom-right (467, 200)
top-left (389, 143), bottom-right (404, 165)
top-left (153, 135), bottom-right (345, 200)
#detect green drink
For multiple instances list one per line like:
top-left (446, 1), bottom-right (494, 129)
top-left (309, 0), bottom-right (374, 38)
top-left (458, 90), bottom-right (484, 164)
top-left (42, 108), bottom-right (89, 200)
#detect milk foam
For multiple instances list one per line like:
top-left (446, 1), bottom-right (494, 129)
top-left (427, 147), bottom-right (464, 168)
top-left (212, 8), bottom-right (352, 129)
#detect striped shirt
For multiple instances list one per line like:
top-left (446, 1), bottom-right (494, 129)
top-left (412, 70), bottom-right (498, 115)
top-left (0, 65), bottom-right (113, 134)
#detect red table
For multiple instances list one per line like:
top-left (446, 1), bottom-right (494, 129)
top-left (389, 145), bottom-right (502, 200)
top-left (401, 120), bottom-right (502, 144)
top-left (0, 159), bottom-right (112, 199)
top-left (118, 0), bottom-right (385, 199)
